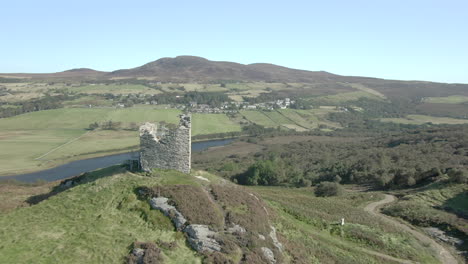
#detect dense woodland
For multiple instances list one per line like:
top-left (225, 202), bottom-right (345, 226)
top-left (199, 125), bottom-right (468, 189)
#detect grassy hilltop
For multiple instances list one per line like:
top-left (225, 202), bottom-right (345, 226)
top-left (0, 166), bottom-right (441, 263)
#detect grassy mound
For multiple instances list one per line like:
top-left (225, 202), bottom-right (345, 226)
top-left (0, 167), bottom-right (200, 264)
top-left (0, 166), bottom-right (448, 263)
top-left (137, 171), bottom-right (281, 263)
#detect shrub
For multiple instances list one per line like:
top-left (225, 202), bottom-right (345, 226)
top-left (314, 182), bottom-right (344, 197)
top-left (448, 169), bottom-right (468, 184)
top-left (126, 242), bottom-right (162, 264)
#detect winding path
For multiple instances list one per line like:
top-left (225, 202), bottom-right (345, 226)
top-left (364, 194), bottom-right (458, 264)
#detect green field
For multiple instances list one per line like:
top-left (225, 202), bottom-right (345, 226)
top-left (240, 110), bottom-right (278, 127)
top-left (0, 108), bottom-right (241, 176)
top-left (69, 84), bottom-right (161, 95)
top-left (311, 91), bottom-right (384, 104)
top-left (278, 109), bottom-right (319, 129)
top-left (380, 114), bottom-right (468, 125)
top-left (423, 95), bottom-right (468, 104)
top-left (62, 96), bottom-right (114, 107)
top-left (191, 113), bottom-right (241, 136)
top-left (0, 167), bottom-right (202, 264)
top-left (240, 109), bottom-right (341, 131)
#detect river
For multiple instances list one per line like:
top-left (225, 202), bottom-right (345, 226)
top-left (2, 138), bottom-right (234, 183)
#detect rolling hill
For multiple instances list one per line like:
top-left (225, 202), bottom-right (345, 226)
top-left (1, 56), bottom-right (468, 99)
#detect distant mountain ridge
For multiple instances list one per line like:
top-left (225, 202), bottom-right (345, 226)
top-left (0, 56), bottom-right (337, 83)
top-left (1, 56), bottom-right (468, 100)
top-left (107, 56), bottom-right (337, 83)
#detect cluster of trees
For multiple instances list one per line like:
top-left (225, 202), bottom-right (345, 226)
top-left (290, 98), bottom-right (317, 109)
top-left (227, 125), bottom-right (468, 189)
top-left (314, 182), bottom-right (344, 197)
top-left (182, 91), bottom-right (231, 107)
top-left (0, 77), bottom-right (23, 83)
top-left (350, 98), bottom-right (415, 118)
top-left (113, 91), bottom-right (231, 107)
top-left (88, 121), bottom-right (139, 131)
top-left (0, 94), bottom-right (67, 118)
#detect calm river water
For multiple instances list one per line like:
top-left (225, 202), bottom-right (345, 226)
top-left (2, 138), bottom-right (233, 183)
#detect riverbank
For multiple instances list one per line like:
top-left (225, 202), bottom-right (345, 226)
top-left (1, 138), bottom-right (234, 182)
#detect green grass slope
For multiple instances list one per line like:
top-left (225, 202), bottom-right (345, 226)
top-left (423, 95), bottom-right (468, 104)
top-left (383, 181), bottom-right (468, 241)
top-left (380, 114), bottom-right (468, 125)
top-left (0, 166), bottom-right (445, 263)
top-left (252, 187), bottom-right (440, 264)
top-left (0, 167), bottom-right (201, 264)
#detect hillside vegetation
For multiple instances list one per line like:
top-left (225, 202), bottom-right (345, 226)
top-left (0, 166), bottom-right (442, 263)
top-left (0, 167), bottom-right (201, 264)
top-left (383, 181), bottom-right (468, 254)
top-left (195, 125), bottom-right (468, 190)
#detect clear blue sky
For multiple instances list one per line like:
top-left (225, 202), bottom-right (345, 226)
top-left (1, 0), bottom-right (467, 83)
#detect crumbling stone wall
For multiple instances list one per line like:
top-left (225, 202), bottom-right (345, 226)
top-left (139, 114), bottom-right (191, 173)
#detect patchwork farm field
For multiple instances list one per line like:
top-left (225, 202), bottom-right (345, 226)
top-left (239, 110), bottom-right (278, 127)
top-left (423, 95), bottom-right (468, 104)
top-left (240, 109), bottom-right (341, 131)
top-left (310, 91), bottom-right (384, 104)
top-left (68, 84), bottom-right (162, 95)
top-left (380, 114), bottom-right (468, 125)
top-left (0, 108), bottom-right (241, 176)
top-left (191, 113), bottom-right (241, 136)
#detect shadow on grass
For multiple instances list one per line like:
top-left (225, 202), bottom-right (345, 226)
top-left (26, 165), bottom-right (127, 205)
top-left (442, 190), bottom-right (468, 218)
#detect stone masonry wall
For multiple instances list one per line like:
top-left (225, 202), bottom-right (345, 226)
top-left (139, 114), bottom-right (191, 174)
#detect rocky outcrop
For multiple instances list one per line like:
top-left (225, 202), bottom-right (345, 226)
top-left (149, 197), bottom-right (187, 230)
top-left (185, 224), bottom-right (222, 252)
top-left (139, 114), bottom-right (191, 174)
top-left (149, 197), bottom-right (222, 253)
top-left (269, 226), bottom-right (283, 252)
top-left (226, 224), bottom-right (246, 235)
top-left (126, 242), bottom-right (162, 264)
top-left (261, 247), bottom-right (276, 264)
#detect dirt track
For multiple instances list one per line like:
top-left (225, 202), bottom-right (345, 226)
top-left (364, 194), bottom-right (458, 264)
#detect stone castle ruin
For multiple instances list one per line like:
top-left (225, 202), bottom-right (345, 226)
top-left (139, 114), bottom-right (191, 173)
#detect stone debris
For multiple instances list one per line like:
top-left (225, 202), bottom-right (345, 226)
top-left (150, 197), bottom-right (221, 253)
top-left (131, 248), bottom-right (145, 264)
top-left (269, 226), bottom-right (283, 252)
top-left (195, 176), bottom-right (210, 182)
top-left (63, 180), bottom-right (74, 188)
top-left (261, 247), bottom-right (276, 264)
top-left (226, 224), bottom-right (246, 235)
top-left (258, 234), bottom-right (266, 240)
top-left (149, 197), bottom-right (187, 230)
top-left (140, 114), bottom-right (191, 174)
top-left (424, 227), bottom-right (464, 245)
top-left (184, 224), bottom-right (222, 252)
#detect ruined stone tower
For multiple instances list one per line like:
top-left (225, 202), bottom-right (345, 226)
top-left (139, 114), bottom-right (191, 173)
